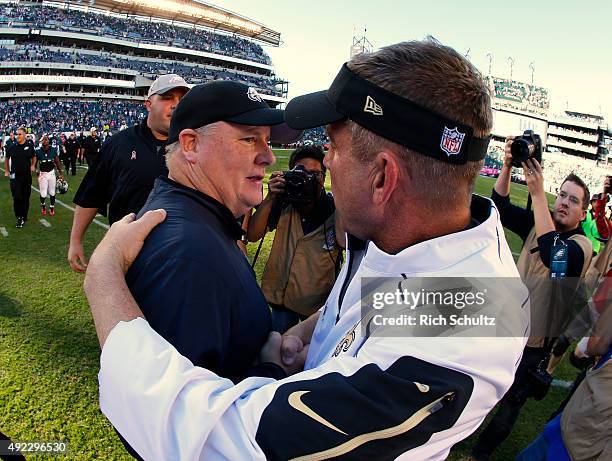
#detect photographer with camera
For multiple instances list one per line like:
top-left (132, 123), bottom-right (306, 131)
top-left (470, 133), bottom-right (593, 461)
top-left (247, 145), bottom-right (344, 333)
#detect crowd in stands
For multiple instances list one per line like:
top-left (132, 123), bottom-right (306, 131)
top-left (0, 45), bottom-right (282, 95)
top-left (294, 126), bottom-right (329, 146)
top-left (549, 124), bottom-right (598, 139)
top-left (485, 145), bottom-right (610, 193)
top-left (486, 76), bottom-right (549, 115)
top-left (0, 100), bottom-right (146, 134)
top-left (565, 112), bottom-right (605, 124)
top-left (548, 135), bottom-right (598, 154)
top-left (0, 3), bottom-right (271, 65)
top-left (542, 151), bottom-right (610, 194)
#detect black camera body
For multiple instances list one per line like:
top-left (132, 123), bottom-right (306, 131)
top-left (282, 164), bottom-right (319, 204)
top-left (511, 130), bottom-right (542, 168)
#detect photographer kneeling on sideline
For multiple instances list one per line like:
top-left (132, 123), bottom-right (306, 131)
top-left (248, 145), bottom-right (344, 333)
top-left (470, 135), bottom-right (593, 461)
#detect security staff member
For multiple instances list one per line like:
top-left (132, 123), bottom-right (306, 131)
top-left (81, 127), bottom-right (101, 167)
top-left (64, 132), bottom-right (80, 176)
top-left (68, 74), bottom-right (190, 273)
top-left (4, 127), bottom-right (35, 228)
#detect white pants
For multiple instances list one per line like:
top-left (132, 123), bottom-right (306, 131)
top-left (38, 170), bottom-right (56, 198)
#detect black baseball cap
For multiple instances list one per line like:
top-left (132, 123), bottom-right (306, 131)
top-left (167, 81), bottom-right (303, 144)
top-left (285, 63), bottom-right (490, 165)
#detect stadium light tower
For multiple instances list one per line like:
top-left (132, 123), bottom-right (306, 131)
top-left (529, 61), bottom-right (535, 86)
top-left (350, 26), bottom-right (373, 59)
top-left (486, 52), bottom-right (493, 76)
top-left (507, 56), bottom-right (514, 81)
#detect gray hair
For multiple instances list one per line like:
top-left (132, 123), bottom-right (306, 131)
top-left (165, 123), bottom-right (219, 166)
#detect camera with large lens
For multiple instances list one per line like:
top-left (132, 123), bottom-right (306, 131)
top-left (281, 164), bottom-right (319, 204)
top-left (511, 130), bottom-right (542, 168)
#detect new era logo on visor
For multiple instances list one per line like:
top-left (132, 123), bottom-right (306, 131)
top-left (247, 87), bottom-right (263, 102)
top-left (363, 95), bottom-right (383, 115)
top-left (440, 126), bottom-right (466, 156)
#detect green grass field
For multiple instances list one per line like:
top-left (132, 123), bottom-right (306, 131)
top-left (0, 150), bottom-right (578, 460)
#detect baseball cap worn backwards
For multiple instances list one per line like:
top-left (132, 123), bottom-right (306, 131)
top-left (147, 74), bottom-right (190, 99)
top-left (285, 63), bottom-right (491, 165)
top-left (167, 81), bottom-right (303, 144)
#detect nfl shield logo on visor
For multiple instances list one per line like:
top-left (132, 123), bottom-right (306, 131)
top-left (247, 87), bottom-right (263, 102)
top-left (440, 126), bottom-right (465, 156)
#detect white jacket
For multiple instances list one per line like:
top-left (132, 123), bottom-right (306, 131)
top-left (99, 195), bottom-right (529, 460)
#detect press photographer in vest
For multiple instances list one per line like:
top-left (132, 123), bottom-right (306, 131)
top-left (471, 134), bottom-right (593, 461)
top-left (247, 145), bottom-right (344, 333)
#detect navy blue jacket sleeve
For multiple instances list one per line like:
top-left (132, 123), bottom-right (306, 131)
top-left (491, 188), bottom-right (535, 241)
top-left (536, 231), bottom-right (586, 277)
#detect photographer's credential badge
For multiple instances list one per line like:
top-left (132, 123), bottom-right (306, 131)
top-left (550, 236), bottom-right (568, 278)
top-left (323, 229), bottom-right (336, 251)
top-left (440, 126), bottom-right (465, 156)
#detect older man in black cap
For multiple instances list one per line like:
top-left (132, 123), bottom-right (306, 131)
top-left (68, 73), bottom-right (190, 272)
top-left (123, 81), bottom-right (301, 381)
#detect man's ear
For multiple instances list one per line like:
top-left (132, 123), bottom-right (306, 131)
top-left (178, 129), bottom-right (200, 164)
top-left (371, 150), bottom-right (400, 206)
top-left (144, 99), bottom-right (152, 113)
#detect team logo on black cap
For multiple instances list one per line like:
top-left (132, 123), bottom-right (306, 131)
top-left (440, 126), bottom-right (465, 156)
top-left (363, 95), bottom-right (383, 116)
top-left (247, 87), bottom-right (263, 102)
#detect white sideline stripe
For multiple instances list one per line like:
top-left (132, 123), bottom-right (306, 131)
top-left (1, 167), bottom-right (109, 230)
top-left (39, 218), bottom-right (51, 228)
top-left (512, 252), bottom-right (520, 257)
top-left (0, 227), bottom-right (7, 237)
top-left (77, 165), bottom-right (88, 170)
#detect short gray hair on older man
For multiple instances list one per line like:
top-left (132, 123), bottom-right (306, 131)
top-left (164, 123), bottom-right (220, 166)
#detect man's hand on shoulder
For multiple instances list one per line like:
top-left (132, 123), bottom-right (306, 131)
top-left (88, 209), bottom-right (166, 276)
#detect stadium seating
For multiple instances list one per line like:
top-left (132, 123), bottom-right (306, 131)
top-left (0, 4), bottom-right (271, 65)
top-left (0, 46), bottom-right (282, 96)
top-left (0, 100), bottom-right (146, 135)
top-left (486, 76), bottom-right (549, 114)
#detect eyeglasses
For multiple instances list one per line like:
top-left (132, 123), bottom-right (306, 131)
top-left (558, 191), bottom-right (582, 207)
